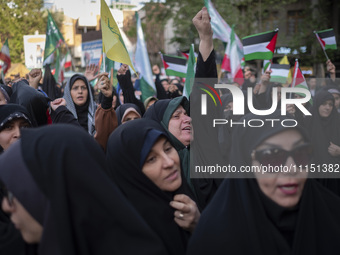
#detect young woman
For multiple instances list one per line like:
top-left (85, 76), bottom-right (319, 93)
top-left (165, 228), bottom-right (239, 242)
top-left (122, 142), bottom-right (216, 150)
top-left (0, 124), bottom-right (168, 255)
top-left (0, 104), bottom-right (32, 153)
top-left (186, 111), bottom-right (340, 254)
top-left (63, 74), bottom-right (96, 135)
top-left (106, 119), bottom-right (200, 255)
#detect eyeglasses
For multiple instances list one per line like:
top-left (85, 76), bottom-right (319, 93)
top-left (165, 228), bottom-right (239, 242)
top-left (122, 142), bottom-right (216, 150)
top-left (0, 181), bottom-right (14, 207)
top-left (251, 143), bottom-right (313, 167)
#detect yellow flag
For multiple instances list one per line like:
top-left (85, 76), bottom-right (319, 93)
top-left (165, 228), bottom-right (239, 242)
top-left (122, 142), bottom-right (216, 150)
top-left (279, 55), bottom-right (292, 84)
top-left (100, 0), bottom-right (135, 72)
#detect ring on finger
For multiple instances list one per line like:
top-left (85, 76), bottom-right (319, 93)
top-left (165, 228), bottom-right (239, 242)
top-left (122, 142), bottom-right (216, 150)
top-left (179, 213), bottom-right (184, 219)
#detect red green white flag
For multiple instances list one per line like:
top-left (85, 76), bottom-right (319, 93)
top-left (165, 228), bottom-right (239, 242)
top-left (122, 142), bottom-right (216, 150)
top-left (242, 29), bottom-right (278, 61)
top-left (291, 59), bottom-right (308, 90)
top-left (314, 28), bottom-right (337, 50)
top-left (0, 39), bottom-right (11, 74)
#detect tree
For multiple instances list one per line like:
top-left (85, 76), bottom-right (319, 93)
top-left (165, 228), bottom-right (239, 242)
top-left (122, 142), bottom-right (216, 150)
top-left (0, 1), bottom-right (47, 63)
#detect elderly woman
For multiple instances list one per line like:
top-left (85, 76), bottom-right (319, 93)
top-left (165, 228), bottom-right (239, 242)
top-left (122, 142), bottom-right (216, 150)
top-left (0, 124), bottom-right (167, 255)
top-left (106, 119), bottom-right (200, 255)
top-left (186, 111), bottom-right (340, 254)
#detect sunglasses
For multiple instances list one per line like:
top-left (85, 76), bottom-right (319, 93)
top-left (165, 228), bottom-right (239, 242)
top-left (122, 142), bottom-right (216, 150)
top-left (251, 143), bottom-right (313, 167)
top-left (0, 181), bottom-right (14, 207)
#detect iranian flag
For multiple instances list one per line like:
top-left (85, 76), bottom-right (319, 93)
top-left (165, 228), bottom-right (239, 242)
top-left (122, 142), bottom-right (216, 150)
top-left (160, 53), bottom-right (187, 78)
top-left (222, 26), bottom-right (244, 85)
top-left (64, 51), bottom-right (72, 69)
top-left (291, 59), bottom-right (308, 90)
top-left (242, 29), bottom-right (278, 61)
top-left (0, 39), bottom-right (11, 74)
top-left (314, 28), bottom-right (337, 50)
top-left (270, 64), bottom-right (290, 84)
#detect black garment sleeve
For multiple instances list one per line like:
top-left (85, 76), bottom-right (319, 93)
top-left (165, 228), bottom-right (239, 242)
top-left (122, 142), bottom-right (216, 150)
top-left (50, 106), bottom-right (81, 127)
top-left (100, 93), bottom-right (113, 110)
top-left (117, 70), bottom-right (146, 115)
top-left (195, 50), bottom-right (218, 79)
top-left (155, 73), bottom-right (168, 99)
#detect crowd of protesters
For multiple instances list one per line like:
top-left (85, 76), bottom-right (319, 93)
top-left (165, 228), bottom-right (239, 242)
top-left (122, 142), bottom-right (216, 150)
top-left (1, 6), bottom-right (340, 255)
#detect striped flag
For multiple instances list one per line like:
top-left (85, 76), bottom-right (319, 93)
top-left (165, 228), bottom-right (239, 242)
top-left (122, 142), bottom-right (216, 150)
top-left (242, 29), bottom-right (278, 61)
top-left (270, 64), bottom-right (290, 84)
top-left (64, 50), bottom-right (72, 69)
top-left (221, 42), bottom-right (231, 72)
top-left (135, 12), bottom-right (155, 102)
top-left (204, 0), bottom-right (243, 51)
top-left (0, 39), bottom-right (11, 74)
top-left (160, 53), bottom-right (187, 78)
top-left (291, 59), bottom-right (308, 90)
top-left (183, 44), bottom-right (196, 98)
top-left (227, 26), bottom-right (244, 85)
top-left (279, 55), bottom-right (292, 84)
top-left (314, 28), bottom-right (337, 50)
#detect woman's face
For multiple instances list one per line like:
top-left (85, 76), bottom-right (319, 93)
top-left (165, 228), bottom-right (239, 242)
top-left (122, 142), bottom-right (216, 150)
top-left (0, 91), bottom-right (7, 105)
top-left (121, 111), bottom-right (140, 124)
top-left (252, 129), bottom-right (309, 208)
top-left (0, 119), bottom-right (30, 151)
top-left (142, 136), bottom-right (182, 192)
top-left (2, 197), bottom-right (43, 243)
top-left (70, 79), bottom-right (88, 106)
top-left (168, 105), bottom-right (192, 146)
top-left (318, 99), bottom-right (333, 118)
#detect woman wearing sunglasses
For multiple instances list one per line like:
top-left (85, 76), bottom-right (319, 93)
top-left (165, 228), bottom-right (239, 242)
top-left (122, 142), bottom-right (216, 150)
top-left (187, 110), bottom-right (340, 255)
top-left (0, 124), bottom-right (168, 255)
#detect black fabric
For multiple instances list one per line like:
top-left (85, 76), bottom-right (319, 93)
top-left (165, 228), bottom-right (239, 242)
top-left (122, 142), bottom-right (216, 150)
top-left (50, 105), bottom-right (80, 127)
top-left (115, 103), bottom-right (142, 125)
top-left (10, 80), bottom-right (50, 127)
top-left (74, 99), bottom-right (90, 131)
top-left (42, 65), bottom-right (61, 100)
top-left (304, 90), bottom-right (340, 165)
top-left (187, 111), bottom-right (340, 255)
top-left (304, 90), bottom-right (340, 196)
top-left (0, 84), bottom-right (11, 102)
top-left (0, 124), bottom-right (168, 255)
top-left (106, 119), bottom-right (194, 255)
top-left (0, 104), bottom-right (32, 132)
top-left (117, 70), bottom-right (145, 115)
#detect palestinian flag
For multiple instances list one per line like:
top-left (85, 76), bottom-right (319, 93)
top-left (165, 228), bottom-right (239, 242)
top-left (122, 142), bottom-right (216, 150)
top-left (314, 28), bottom-right (337, 50)
top-left (270, 64), bottom-right (290, 84)
top-left (242, 29), bottom-right (278, 61)
top-left (160, 53), bottom-right (187, 78)
top-left (291, 59), bottom-right (308, 90)
top-left (0, 39), bottom-right (11, 74)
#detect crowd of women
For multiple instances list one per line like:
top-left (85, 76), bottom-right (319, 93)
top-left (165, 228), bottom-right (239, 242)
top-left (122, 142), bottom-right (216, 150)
top-left (1, 6), bottom-right (340, 255)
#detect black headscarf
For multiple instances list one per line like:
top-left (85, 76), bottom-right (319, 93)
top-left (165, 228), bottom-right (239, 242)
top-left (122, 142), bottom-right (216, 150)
top-left (106, 118), bottom-right (195, 255)
top-left (42, 64), bottom-right (62, 100)
top-left (304, 90), bottom-right (340, 165)
top-left (187, 111), bottom-right (340, 255)
top-left (10, 80), bottom-right (50, 127)
top-left (303, 90), bottom-right (340, 196)
top-left (144, 96), bottom-right (222, 209)
top-left (115, 103), bottom-right (142, 125)
top-left (0, 84), bottom-right (11, 103)
top-left (0, 124), bottom-right (168, 255)
top-left (63, 74), bottom-right (96, 135)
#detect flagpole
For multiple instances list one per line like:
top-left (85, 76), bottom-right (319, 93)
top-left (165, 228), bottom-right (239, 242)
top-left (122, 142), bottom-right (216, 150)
top-left (313, 31), bottom-right (329, 61)
top-left (103, 52), bottom-right (106, 73)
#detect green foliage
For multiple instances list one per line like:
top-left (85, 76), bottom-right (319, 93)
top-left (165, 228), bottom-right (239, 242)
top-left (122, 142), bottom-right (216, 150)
top-left (0, 1), bottom-right (63, 63)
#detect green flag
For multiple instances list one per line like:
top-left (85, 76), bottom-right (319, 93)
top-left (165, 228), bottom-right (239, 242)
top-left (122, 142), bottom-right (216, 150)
top-left (183, 44), bottom-right (196, 98)
top-left (44, 11), bottom-right (64, 66)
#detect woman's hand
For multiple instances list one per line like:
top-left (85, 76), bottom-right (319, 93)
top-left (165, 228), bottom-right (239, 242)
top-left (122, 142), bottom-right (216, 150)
top-left (328, 142), bottom-right (340, 157)
top-left (170, 194), bottom-right (200, 233)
